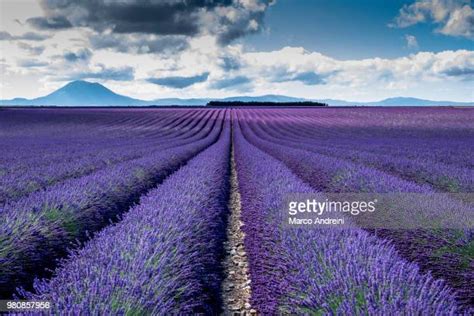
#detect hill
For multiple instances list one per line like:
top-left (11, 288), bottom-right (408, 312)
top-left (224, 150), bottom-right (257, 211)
top-left (1, 80), bottom-right (472, 107)
top-left (0, 81), bottom-right (145, 106)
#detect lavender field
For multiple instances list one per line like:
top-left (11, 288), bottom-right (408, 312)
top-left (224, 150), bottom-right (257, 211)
top-left (0, 107), bottom-right (473, 314)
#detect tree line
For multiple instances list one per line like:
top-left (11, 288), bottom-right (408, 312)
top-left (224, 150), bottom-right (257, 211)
top-left (206, 101), bottom-right (328, 107)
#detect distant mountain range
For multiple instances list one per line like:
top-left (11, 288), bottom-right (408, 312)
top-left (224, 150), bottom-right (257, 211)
top-left (316, 97), bottom-right (474, 107)
top-left (1, 80), bottom-right (472, 107)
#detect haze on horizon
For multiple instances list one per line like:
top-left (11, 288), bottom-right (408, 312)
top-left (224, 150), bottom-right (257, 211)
top-left (0, 0), bottom-right (473, 103)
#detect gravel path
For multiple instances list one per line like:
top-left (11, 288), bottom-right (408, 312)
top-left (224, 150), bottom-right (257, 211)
top-left (221, 148), bottom-right (256, 315)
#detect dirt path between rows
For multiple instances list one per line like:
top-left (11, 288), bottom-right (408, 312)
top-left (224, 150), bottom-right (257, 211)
top-left (221, 148), bottom-right (256, 315)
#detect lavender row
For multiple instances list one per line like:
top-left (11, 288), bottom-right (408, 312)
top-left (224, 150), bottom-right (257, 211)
top-left (237, 110), bottom-right (474, 308)
top-left (0, 108), bottom-right (204, 180)
top-left (0, 110), bottom-right (214, 205)
top-left (248, 108), bottom-right (474, 169)
top-left (233, 118), bottom-right (462, 314)
top-left (0, 107), bottom-right (187, 141)
top-left (0, 110), bottom-right (217, 214)
top-left (0, 110), bottom-right (224, 297)
top-left (22, 112), bottom-right (231, 314)
top-left (249, 111), bottom-right (473, 193)
top-left (0, 109), bottom-right (198, 175)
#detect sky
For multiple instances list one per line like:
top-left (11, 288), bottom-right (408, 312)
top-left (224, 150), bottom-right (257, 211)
top-left (0, 0), bottom-right (473, 102)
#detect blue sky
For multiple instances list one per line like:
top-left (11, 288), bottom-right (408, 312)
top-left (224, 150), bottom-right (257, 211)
top-left (0, 0), bottom-right (473, 101)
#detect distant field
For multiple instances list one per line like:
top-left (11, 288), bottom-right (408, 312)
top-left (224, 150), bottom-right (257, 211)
top-left (0, 107), bottom-right (472, 314)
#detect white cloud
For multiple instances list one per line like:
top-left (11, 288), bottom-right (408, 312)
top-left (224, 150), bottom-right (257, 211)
top-left (392, 0), bottom-right (474, 39)
top-left (405, 34), bottom-right (420, 49)
top-left (242, 46), bottom-right (472, 83)
top-left (2, 31), bottom-right (473, 102)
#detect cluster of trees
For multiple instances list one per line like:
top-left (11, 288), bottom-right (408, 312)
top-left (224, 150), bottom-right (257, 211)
top-left (206, 101), bottom-right (328, 107)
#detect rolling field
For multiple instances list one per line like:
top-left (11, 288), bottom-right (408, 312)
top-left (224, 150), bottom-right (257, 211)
top-left (0, 107), bottom-right (473, 314)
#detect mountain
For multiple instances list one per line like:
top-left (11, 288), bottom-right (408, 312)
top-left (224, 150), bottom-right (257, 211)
top-left (0, 81), bottom-right (145, 106)
top-left (314, 97), bottom-right (474, 106)
top-left (366, 97), bottom-right (470, 107)
top-left (1, 80), bottom-right (472, 106)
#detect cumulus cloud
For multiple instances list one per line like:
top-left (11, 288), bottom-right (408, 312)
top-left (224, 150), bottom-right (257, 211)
top-left (207, 0), bottom-right (271, 45)
top-left (147, 72), bottom-right (210, 88)
top-left (30, 0), bottom-right (273, 47)
top-left (392, 0), bottom-right (474, 39)
top-left (241, 47), bottom-right (474, 90)
top-left (243, 48), bottom-right (336, 86)
top-left (436, 49), bottom-right (474, 79)
top-left (405, 34), bottom-right (419, 49)
top-left (33, 1), bottom-right (201, 35)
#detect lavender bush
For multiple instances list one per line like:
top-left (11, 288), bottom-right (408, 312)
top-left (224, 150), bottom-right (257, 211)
top-left (237, 108), bottom-right (474, 308)
top-left (0, 109), bottom-right (223, 297)
top-left (0, 107), bottom-right (471, 313)
top-left (233, 118), bottom-right (463, 314)
top-left (21, 113), bottom-right (231, 314)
